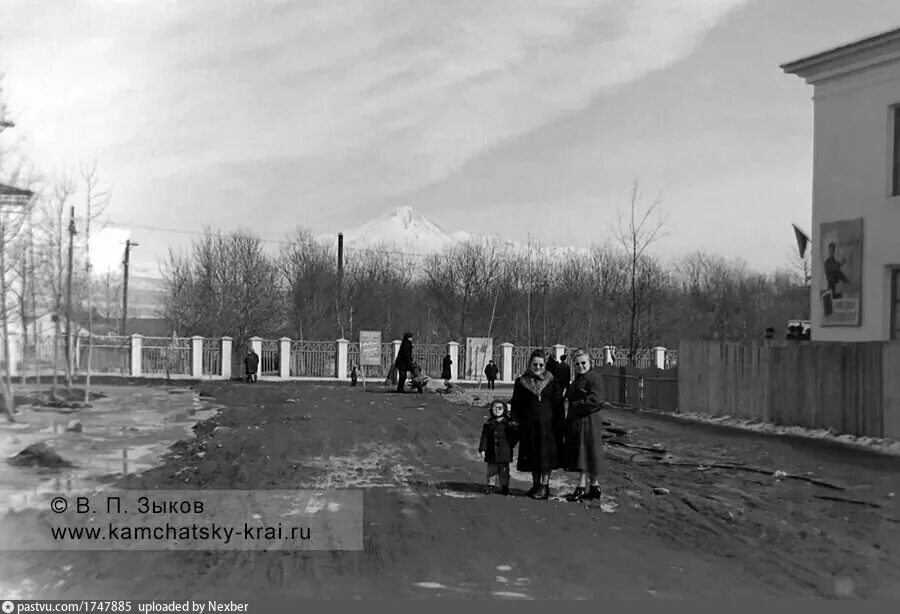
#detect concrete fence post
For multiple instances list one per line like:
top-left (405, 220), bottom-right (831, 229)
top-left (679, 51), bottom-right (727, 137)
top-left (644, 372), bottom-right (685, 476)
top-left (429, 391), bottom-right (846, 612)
top-left (500, 342), bottom-right (514, 382)
top-left (447, 341), bottom-right (459, 381)
top-left (191, 335), bottom-right (203, 378)
top-left (336, 339), bottom-right (348, 379)
top-left (221, 337), bottom-right (233, 379)
top-left (279, 337), bottom-right (291, 378)
top-left (131, 334), bottom-right (143, 377)
top-left (552, 344), bottom-right (565, 361)
top-left (250, 336), bottom-right (262, 357)
top-left (654, 346), bottom-right (667, 370)
top-left (603, 345), bottom-right (614, 366)
top-left (6, 331), bottom-right (19, 378)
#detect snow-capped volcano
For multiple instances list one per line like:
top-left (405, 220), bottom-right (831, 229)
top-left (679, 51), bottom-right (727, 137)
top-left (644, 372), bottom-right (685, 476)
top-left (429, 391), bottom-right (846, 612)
top-left (330, 206), bottom-right (590, 258)
top-left (335, 206), bottom-right (459, 254)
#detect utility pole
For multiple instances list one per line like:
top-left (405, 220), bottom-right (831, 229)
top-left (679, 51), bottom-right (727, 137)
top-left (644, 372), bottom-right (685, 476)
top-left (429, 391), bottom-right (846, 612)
top-left (121, 239), bottom-right (137, 336)
top-left (64, 205), bottom-right (76, 389)
top-left (337, 233), bottom-right (344, 279)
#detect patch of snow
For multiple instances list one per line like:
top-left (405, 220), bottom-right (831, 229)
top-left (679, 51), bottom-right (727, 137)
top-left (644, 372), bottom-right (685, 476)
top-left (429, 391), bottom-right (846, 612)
top-left (663, 411), bottom-right (900, 456)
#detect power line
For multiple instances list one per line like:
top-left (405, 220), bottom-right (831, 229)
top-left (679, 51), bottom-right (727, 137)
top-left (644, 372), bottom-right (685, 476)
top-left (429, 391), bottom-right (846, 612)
top-left (105, 220), bottom-right (433, 257)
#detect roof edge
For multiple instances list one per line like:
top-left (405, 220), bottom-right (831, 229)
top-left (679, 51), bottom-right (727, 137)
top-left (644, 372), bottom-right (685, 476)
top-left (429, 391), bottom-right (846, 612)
top-left (782, 26), bottom-right (900, 82)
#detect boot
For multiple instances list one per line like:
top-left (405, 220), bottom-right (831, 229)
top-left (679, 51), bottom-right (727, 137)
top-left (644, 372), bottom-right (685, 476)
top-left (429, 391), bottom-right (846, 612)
top-left (586, 485), bottom-right (602, 500)
top-left (531, 485), bottom-right (550, 500)
top-left (525, 483), bottom-right (541, 498)
top-left (565, 487), bottom-right (586, 502)
top-left (500, 485), bottom-right (510, 496)
top-left (485, 485), bottom-right (494, 495)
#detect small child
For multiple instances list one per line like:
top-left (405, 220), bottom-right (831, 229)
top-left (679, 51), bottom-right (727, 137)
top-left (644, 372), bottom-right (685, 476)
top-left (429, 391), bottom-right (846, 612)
top-left (478, 400), bottom-right (518, 495)
top-left (350, 364), bottom-right (358, 387)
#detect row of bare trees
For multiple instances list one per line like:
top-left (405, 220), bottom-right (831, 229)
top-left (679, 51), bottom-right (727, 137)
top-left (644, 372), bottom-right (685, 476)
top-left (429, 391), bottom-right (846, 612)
top-left (1, 79), bottom-right (116, 419)
top-left (161, 221), bottom-right (810, 361)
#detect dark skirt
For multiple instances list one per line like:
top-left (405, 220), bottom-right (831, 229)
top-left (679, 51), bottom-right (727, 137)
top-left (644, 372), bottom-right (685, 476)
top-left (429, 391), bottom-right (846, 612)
top-left (565, 411), bottom-right (608, 474)
top-left (516, 417), bottom-right (564, 473)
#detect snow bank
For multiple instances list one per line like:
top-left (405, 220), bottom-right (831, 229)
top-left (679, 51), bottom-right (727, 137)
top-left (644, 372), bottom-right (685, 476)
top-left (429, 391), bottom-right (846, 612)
top-left (657, 410), bottom-right (900, 456)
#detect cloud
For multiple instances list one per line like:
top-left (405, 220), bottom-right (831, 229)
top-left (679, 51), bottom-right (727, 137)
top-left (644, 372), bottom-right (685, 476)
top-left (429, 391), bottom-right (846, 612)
top-left (0, 0), bottom-right (749, 209)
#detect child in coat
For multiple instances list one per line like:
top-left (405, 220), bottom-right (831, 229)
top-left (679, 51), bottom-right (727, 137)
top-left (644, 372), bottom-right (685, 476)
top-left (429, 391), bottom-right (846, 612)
top-left (478, 400), bottom-right (518, 495)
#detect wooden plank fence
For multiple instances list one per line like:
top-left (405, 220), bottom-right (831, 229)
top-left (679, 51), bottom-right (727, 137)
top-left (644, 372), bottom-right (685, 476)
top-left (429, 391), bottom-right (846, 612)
top-left (677, 339), bottom-right (898, 438)
top-left (595, 364), bottom-right (679, 413)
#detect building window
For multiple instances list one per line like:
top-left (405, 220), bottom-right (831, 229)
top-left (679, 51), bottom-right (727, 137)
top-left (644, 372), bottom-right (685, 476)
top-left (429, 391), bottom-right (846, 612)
top-left (893, 268), bottom-right (900, 341)
top-left (894, 106), bottom-right (900, 196)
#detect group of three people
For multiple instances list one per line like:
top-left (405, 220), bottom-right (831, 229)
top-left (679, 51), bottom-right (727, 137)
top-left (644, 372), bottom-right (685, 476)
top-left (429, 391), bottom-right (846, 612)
top-left (481, 348), bottom-right (608, 502)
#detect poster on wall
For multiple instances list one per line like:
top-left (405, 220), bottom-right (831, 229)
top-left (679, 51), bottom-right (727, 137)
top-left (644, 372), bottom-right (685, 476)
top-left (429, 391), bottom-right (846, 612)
top-left (819, 217), bottom-right (863, 327)
top-left (464, 337), bottom-right (493, 381)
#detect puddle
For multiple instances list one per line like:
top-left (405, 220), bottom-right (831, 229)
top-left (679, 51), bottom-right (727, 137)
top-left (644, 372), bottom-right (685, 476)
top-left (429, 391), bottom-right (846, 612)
top-left (0, 385), bottom-right (222, 511)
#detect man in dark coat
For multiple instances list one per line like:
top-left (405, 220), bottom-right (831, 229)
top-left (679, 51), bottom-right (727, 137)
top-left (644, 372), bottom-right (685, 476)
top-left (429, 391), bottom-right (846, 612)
top-left (441, 354), bottom-right (453, 381)
top-left (556, 355), bottom-right (571, 398)
top-left (546, 354), bottom-right (560, 378)
top-left (483, 359), bottom-right (499, 389)
top-left (244, 348), bottom-right (259, 383)
top-left (394, 332), bottom-right (414, 392)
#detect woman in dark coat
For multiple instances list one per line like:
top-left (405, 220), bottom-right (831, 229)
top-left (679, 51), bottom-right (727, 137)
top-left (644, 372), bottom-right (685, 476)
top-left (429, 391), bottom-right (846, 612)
top-left (441, 354), bottom-right (453, 380)
top-left (509, 349), bottom-right (565, 500)
top-left (395, 332), bottom-right (414, 392)
top-left (563, 348), bottom-right (610, 502)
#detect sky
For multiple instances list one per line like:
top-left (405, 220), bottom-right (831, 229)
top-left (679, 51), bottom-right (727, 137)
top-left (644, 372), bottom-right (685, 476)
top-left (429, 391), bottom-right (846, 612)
top-left (1, 0), bottom-right (898, 276)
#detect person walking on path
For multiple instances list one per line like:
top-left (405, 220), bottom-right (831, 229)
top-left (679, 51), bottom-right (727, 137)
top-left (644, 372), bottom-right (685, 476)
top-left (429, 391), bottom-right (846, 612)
top-left (394, 332), bottom-right (414, 392)
top-left (478, 400), bottom-right (518, 496)
top-left (441, 354), bottom-right (453, 381)
top-left (562, 349), bottom-right (610, 502)
top-left (510, 349), bottom-right (565, 500)
top-left (244, 348), bottom-right (259, 383)
top-left (483, 359), bottom-right (499, 390)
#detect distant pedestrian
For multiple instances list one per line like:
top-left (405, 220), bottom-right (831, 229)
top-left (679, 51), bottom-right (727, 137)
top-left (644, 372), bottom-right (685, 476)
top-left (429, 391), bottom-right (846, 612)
top-left (563, 349), bottom-right (609, 503)
top-left (394, 332), bottom-right (414, 392)
top-left (244, 348), bottom-right (259, 383)
top-left (350, 364), bottom-right (358, 387)
top-left (478, 400), bottom-right (518, 496)
top-left (546, 354), bottom-right (560, 378)
top-left (557, 355), bottom-right (571, 397)
top-left (764, 327), bottom-right (775, 340)
top-left (441, 354), bottom-right (453, 381)
top-left (483, 359), bottom-right (499, 390)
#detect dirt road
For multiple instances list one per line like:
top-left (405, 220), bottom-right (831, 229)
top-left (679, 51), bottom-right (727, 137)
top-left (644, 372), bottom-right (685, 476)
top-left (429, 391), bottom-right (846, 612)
top-left (2, 380), bottom-right (899, 601)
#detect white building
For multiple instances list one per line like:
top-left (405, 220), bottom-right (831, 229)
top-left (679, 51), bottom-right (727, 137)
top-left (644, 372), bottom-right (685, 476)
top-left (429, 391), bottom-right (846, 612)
top-left (783, 27), bottom-right (900, 342)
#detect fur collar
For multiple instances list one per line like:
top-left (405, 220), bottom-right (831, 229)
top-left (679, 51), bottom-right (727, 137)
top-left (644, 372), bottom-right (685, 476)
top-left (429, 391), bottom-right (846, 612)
top-left (518, 368), bottom-right (554, 399)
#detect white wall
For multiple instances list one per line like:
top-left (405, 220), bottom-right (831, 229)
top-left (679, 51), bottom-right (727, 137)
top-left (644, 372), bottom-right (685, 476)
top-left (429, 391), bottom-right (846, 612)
top-left (811, 61), bottom-right (900, 341)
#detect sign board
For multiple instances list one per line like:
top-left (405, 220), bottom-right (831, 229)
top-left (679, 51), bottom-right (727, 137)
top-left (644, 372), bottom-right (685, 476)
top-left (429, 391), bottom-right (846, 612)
top-left (465, 337), bottom-right (493, 381)
top-left (359, 331), bottom-right (382, 366)
top-left (819, 218), bottom-right (863, 327)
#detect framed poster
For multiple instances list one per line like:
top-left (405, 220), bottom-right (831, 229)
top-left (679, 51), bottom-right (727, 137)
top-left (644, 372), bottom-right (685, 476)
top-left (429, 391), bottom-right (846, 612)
top-left (465, 337), bottom-right (493, 381)
top-left (359, 331), bottom-right (382, 366)
top-left (819, 217), bottom-right (863, 327)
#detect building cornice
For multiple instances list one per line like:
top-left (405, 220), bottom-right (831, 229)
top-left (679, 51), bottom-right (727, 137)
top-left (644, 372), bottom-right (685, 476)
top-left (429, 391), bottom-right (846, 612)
top-left (781, 26), bottom-right (900, 85)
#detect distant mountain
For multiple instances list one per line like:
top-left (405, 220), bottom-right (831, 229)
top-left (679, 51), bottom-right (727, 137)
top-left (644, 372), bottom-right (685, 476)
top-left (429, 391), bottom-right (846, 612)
top-left (331, 206), bottom-right (589, 258)
top-left (322, 206), bottom-right (457, 255)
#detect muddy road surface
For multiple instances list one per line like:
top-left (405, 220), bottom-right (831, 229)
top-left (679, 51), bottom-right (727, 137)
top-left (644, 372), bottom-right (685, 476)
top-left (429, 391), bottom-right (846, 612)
top-left (2, 381), bottom-right (899, 601)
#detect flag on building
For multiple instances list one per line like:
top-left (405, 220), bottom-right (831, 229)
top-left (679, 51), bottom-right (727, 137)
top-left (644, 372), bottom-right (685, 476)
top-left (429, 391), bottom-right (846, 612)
top-left (792, 224), bottom-right (810, 259)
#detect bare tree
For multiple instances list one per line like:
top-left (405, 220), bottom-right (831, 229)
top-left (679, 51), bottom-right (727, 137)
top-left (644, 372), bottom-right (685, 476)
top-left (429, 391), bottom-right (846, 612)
top-left (161, 228), bottom-right (282, 354)
top-left (278, 228), bottom-right (337, 340)
top-left (37, 177), bottom-right (77, 397)
top-left (423, 239), bottom-right (501, 341)
top-left (80, 160), bottom-right (112, 402)
top-left (613, 180), bottom-right (668, 365)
